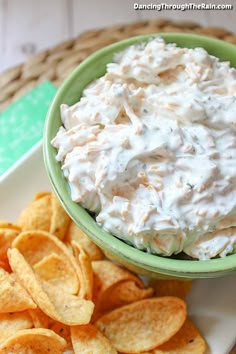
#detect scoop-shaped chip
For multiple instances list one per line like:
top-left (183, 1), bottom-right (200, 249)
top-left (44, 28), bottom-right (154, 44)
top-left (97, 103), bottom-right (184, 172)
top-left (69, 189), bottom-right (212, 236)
top-left (34, 252), bottom-right (78, 294)
top-left (44, 281), bottom-right (94, 326)
top-left (28, 308), bottom-right (49, 329)
top-left (150, 279), bottom-right (192, 299)
top-left (50, 193), bottom-right (71, 240)
top-left (0, 228), bottom-right (20, 261)
top-left (0, 221), bottom-right (21, 231)
top-left (33, 192), bottom-right (51, 200)
top-left (12, 230), bottom-right (71, 266)
top-left (8, 248), bottom-right (94, 326)
top-left (0, 328), bottom-right (67, 353)
top-left (17, 192), bottom-right (70, 240)
top-left (17, 194), bottom-right (52, 231)
top-left (96, 279), bottom-right (154, 315)
top-left (0, 311), bottom-right (33, 340)
top-left (0, 269), bottom-right (36, 313)
top-left (72, 241), bottom-right (93, 300)
top-left (50, 321), bottom-right (71, 345)
top-left (95, 297), bottom-right (187, 353)
top-left (92, 260), bottom-right (144, 304)
top-left (50, 321), bottom-right (73, 352)
top-left (0, 222), bottom-right (21, 270)
top-left (12, 230), bottom-right (80, 295)
top-left (71, 323), bottom-right (117, 354)
top-left (153, 318), bottom-right (207, 354)
top-left (66, 221), bottom-right (104, 260)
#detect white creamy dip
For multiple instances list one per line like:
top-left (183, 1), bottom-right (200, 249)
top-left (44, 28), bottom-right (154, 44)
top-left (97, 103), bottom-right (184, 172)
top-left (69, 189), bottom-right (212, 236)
top-left (52, 38), bottom-right (236, 260)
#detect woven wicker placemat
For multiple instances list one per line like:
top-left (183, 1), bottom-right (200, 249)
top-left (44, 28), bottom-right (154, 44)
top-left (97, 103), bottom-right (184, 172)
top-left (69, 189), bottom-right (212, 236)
top-left (1, 18), bottom-right (236, 112)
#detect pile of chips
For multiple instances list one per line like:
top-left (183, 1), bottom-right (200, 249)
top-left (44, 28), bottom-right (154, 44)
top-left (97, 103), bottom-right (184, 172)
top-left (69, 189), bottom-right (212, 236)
top-left (0, 192), bottom-right (207, 353)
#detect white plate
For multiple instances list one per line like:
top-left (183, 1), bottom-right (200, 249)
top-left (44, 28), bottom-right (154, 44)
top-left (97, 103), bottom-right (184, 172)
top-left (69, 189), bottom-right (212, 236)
top-left (0, 142), bottom-right (236, 354)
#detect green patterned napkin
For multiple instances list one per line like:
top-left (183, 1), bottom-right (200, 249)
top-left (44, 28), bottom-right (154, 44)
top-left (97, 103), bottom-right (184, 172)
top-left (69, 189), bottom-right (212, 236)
top-left (0, 81), bottom-right (56, 176)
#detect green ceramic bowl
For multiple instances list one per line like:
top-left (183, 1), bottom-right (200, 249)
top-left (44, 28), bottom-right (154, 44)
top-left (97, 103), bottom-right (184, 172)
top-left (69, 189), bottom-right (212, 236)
top-left (44, 33), bottom-right (236, 279)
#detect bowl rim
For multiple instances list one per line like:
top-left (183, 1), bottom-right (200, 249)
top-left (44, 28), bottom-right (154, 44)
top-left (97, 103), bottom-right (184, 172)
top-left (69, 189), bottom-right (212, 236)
top-left (44, 32), bottom-right (236, 278)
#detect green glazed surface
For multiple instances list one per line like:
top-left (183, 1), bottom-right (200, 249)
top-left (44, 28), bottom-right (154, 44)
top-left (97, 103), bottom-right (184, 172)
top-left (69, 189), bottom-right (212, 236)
top-left (44, 33), bottom-right (236, 279)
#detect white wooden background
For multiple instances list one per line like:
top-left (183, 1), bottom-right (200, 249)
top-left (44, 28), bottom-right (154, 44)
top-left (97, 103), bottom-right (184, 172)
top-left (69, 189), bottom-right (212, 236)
top-left (0, 0), bottom-right (235, 73)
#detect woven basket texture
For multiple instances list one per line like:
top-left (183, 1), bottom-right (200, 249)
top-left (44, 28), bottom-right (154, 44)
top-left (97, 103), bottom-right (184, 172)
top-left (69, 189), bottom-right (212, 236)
top-left (0, 18), bottom-right (236, 112)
